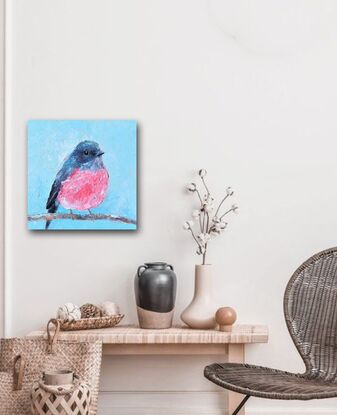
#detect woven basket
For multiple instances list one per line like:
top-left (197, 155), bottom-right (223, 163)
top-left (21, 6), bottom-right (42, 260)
top-left (0, 355), bottom-right (27, 415)
top-left (0, 372), bottom-right (26, 415)
top-left (0, 319), bottom-right (102, 415)
top-left (31, 375), bottom-right (91, 415)
top-left (59, 314), bottom-right (124, 331)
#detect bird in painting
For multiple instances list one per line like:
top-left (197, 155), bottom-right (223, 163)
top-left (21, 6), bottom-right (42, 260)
top-left (45, 141), bottom-right (109, 229)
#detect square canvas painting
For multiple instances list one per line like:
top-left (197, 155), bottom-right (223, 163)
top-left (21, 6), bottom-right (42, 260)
top-left (28, 120), bottom-right (137, 230)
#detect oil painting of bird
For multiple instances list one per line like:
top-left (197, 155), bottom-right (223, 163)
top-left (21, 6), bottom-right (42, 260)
top-left (45, 141), bottom-right (109, 229)
top-left (27, 120), bottom-right (137, 230)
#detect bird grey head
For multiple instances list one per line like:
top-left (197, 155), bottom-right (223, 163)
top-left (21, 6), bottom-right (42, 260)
top-left (71, 141), bottom-right (104, 165)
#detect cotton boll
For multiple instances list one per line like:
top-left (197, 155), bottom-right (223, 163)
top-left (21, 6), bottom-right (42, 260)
top-left (226, 187), bottom-right (234, 196)
top-left (183, 220), bottom-right (194, 230)
top-left (57, 303), bottom-right (81, 322)
top-left (187, 183), bottom-right (197, 192)
top-left (100, 301), bottom-right (120, 316)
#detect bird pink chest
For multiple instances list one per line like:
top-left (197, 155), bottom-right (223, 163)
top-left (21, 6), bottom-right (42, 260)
top-left (58, 168), bottom-right (109, 211)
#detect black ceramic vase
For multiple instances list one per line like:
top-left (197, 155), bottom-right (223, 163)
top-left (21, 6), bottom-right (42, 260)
top-left (135, 262), bottom-right (177, 329)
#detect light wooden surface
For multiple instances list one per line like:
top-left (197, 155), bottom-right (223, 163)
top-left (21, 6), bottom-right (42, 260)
top-left (28, 324), bottom-right (268, 415)
top-left (27, 324), bottom-right (268, 345)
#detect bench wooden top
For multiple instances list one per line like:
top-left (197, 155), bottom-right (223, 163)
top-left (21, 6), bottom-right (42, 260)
top-left (28, 324), bottom-right (268, 344)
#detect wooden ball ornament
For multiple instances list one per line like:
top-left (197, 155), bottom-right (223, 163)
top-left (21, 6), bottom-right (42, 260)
top-left (215, 307), bottom-right (237, 332)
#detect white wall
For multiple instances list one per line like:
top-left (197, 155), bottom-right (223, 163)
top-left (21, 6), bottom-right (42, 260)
top-left (4, 0), bottom-right (337, 413)
top-left (0, 0), bottom-right (4, 338)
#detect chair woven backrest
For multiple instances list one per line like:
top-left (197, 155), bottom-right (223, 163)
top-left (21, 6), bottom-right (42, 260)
top-left (284, 247), bottom-right (337, 380)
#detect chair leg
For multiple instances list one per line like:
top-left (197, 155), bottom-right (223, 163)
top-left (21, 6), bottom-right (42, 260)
top-left (231, 395), bottom-right (250, 415)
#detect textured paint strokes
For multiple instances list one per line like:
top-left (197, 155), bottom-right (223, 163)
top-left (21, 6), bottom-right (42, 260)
top-left (27, 120), bottom-right (137, 230)
top-left (58, 168), bottom-right (109, 211)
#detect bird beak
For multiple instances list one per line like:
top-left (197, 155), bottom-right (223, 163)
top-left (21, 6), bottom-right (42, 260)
top-left (97, 151), bottom-right (104, 157)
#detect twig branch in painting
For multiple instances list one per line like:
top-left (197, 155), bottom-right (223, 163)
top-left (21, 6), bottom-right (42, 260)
top-left (27, 213), bottom-right (137, 225)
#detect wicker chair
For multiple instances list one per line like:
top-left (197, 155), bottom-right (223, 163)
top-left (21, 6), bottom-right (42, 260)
top-left (205, 247), bottom-right (337, 414)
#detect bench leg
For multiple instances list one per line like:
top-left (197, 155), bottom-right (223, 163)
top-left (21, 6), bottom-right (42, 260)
top-left (228, 344), bottom-right (245, 415)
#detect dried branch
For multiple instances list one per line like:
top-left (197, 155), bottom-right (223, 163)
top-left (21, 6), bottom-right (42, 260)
top-left (214, 194), bottom-right (229, 217)
top-left (184, 169), bottom-right (238, 265)
top-left (219, 206), bottom-right (237, 220)
top-left (188, 226), bottom-right (202, 249)
top-left (195, 189), bottom-right (203, 204)
top-left (201, 176), bottom-right (210, 196)
top-left (27, 213), bottom-right (137, 225)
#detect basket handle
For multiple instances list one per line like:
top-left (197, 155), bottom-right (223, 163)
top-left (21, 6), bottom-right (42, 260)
top-left (13, 355), bottom-right (25, 391)
top-left (47, 318), bottom-right (61, 354)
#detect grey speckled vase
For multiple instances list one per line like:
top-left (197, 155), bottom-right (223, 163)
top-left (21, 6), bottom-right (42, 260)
top-left (135, 262), bottom-right (177, 329)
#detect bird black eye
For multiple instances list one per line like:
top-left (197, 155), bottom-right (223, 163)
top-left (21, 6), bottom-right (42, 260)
top-left (84, 150), bottom-right (89, 155)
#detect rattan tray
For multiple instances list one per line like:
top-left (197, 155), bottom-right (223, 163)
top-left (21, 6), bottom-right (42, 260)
top-left (59, 314), bottom-right (124, 331)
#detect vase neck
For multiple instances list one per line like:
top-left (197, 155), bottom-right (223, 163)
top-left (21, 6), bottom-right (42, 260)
top-left (194, 265), bottom-right (212, 297)
top-left (145, 262), bottom-right (168, 270)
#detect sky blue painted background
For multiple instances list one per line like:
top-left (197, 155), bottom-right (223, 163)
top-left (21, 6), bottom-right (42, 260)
top-left (28, 120), bottom-right (137, 230)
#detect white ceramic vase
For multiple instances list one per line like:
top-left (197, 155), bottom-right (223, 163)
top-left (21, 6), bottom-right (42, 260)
top-left (180, 264), bottom-right (217, 329)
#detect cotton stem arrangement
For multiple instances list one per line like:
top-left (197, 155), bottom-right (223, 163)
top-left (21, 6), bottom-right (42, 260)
top-left (183, 169), bottom-right (238, 265)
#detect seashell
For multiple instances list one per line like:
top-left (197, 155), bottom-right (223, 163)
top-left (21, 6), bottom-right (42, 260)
top-left (100, 301), bottom-right (120, 317)
top-left (57, 303), bottom-right (81, 322)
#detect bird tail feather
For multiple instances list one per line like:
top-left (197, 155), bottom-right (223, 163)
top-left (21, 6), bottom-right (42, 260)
top-left (46, 204), bottom-right (58, 230)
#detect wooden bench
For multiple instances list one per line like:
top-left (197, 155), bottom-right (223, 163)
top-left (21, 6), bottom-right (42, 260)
top-left (28, 324), bottom-right (268, 414)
